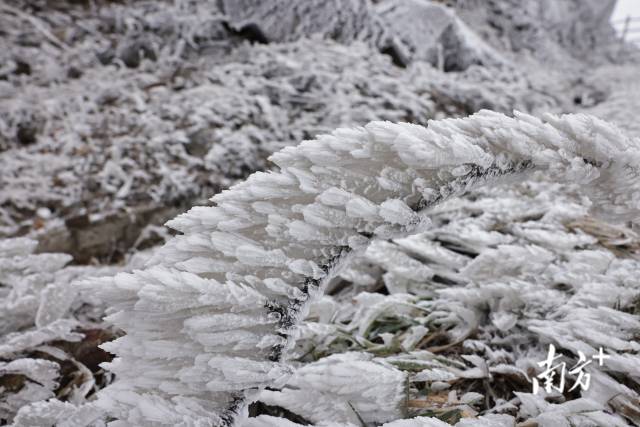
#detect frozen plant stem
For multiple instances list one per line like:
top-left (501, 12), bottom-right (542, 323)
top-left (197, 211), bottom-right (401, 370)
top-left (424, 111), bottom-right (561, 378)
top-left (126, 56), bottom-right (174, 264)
top-left (85, 110), bottom-right (640, 426)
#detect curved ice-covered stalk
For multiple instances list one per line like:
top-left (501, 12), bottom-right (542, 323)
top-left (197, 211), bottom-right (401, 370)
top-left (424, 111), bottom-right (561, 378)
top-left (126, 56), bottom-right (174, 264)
top-left (87, 111), bottom-right (640, 425)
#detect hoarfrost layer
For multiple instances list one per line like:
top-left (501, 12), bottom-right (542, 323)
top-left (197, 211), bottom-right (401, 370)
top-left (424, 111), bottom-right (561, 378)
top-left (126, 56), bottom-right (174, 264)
top-left (69, 112), bottom-right (640, 426)
top-left (1, 0), bottom-right (628, 261)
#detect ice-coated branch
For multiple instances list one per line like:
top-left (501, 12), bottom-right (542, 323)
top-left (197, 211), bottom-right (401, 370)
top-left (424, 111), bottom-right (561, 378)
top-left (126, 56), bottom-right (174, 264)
top-left (86, 110), bottom-right (640, 425)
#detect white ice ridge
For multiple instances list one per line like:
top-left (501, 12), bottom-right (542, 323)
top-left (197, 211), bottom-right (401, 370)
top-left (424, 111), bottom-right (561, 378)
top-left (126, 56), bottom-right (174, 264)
top-left (85, 110), bottom-right (640, 425)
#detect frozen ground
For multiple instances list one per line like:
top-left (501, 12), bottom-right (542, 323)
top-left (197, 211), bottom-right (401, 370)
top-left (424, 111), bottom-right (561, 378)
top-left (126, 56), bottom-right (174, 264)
top-left (1, 0), bottom-right (640, 426)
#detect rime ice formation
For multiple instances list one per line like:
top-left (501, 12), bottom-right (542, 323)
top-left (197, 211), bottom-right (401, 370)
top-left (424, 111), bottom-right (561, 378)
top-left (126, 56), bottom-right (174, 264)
top-left (582, 65), bottom-right (640, 138)
top-left (1, 0), bottom-right (627, 261)
top-left (0, 239), bottom-right (83, 421)
top-left (257, 352), bottom-right (407, 425)
top-left (376, 0), bottom-right (506, 70)
top-left (220, 0), bottom-right (617, 69)
top-left (242, 414), bottom-right (516, 427)
top-left (82, 111), bottom-right (640, 426)
top-left (301, 179), bottom-right (640, 426)
top-left (220, 0), bottom-right (383, 45)
top-left (0, 36), bottom-right (544, 248)
top-left (0, 238), bottom-right (138, 424)
top-left (2, 0), bottom-right (638, 425)
top-left (0, 238), bottom-right (72, 335)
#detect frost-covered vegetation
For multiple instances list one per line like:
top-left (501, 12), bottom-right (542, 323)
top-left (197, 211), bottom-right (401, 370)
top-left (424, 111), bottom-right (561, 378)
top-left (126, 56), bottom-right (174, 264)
top-left (73, 111), bottom-right (640, 427)
top-left (0, 0), bottom-right (630, 253)
top-left (0, 237), bottom-right (112, 423)
top-left (1, 0), bottom-right (640, 426)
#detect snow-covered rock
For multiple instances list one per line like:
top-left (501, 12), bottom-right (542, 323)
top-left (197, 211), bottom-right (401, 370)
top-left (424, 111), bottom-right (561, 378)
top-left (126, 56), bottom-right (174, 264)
top-left (377, 0), bottom-right (507, 70)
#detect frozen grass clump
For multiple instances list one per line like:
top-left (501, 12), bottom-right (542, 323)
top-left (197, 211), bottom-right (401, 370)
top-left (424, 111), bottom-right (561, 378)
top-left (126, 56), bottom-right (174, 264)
top-left (72, 111), bottom-right (640, 426)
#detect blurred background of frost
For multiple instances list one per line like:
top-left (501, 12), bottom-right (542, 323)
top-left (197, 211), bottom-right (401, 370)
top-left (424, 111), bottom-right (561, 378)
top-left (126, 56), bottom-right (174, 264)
top-left (611, 0), bottom-right (640, 47)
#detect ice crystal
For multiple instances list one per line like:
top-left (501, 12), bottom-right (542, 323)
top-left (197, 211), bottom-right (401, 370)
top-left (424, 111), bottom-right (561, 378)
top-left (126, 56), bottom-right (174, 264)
top-left (82, 111), bottom-right (640, 425)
